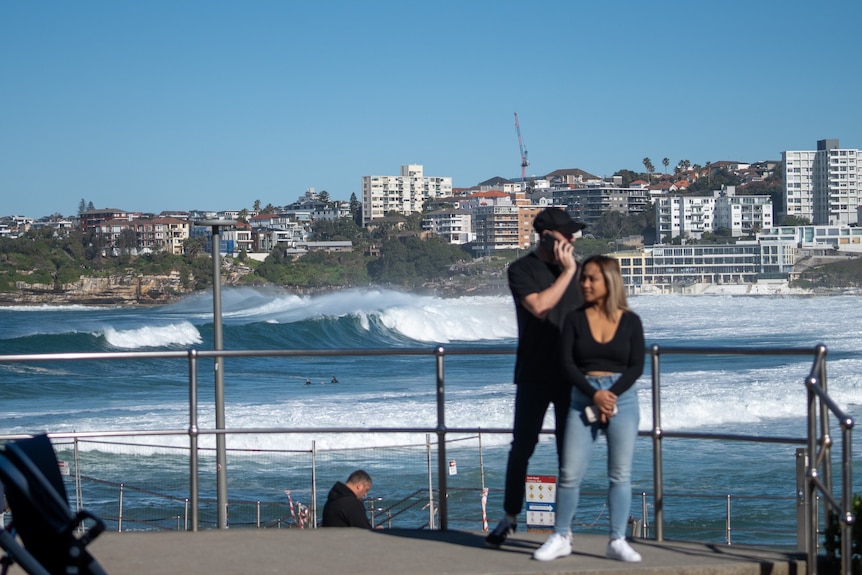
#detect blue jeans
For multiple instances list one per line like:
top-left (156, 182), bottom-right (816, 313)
top-left (554, 374), bottom-right (639, 539)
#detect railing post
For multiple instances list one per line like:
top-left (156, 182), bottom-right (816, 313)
top-left (805, 376), bottom-right (819, 575)
top-left (426, 434), bottom-right (435, 529)
top-left (311, 440), bottom-right (317, 529)
top-left (118, 483), bottom-right (124, 533)
top-left (795, 448), bottom-right (809, 552)
top-left (435, 346), bottom-right (448, 531)
top-left (725, 495), bottom-right (732, 545)
top-left (188, 349), bottom-right (199, 532)
top-left (640, 492), bottom-right (649, 538)
top-left (649, 343), bottom-right (664, 541)
top-left (73, 437), bottom-right (82, 512)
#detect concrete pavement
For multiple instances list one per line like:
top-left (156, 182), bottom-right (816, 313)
top-left (6, 528), bottom-right (807, 575)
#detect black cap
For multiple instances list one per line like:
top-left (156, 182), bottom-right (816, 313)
top-left (533, 208), bottom-right (586, 236)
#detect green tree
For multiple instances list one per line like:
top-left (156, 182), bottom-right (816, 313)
top-left (318, 190), bottom-right (331, 205)
top-left (782, 215), bottom-right (811, 226)
top-left (117, 228), bottom-right (138, 254)
top-left (662, 157), bottom-right (669, 174)
top-left (613, 169), bottom-right (640, 188)
top-left (349, 192), bottom-right (362, 225)
top-left (78, 198), bottom-right (87, 215)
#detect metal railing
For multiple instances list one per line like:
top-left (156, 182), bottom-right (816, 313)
top-left (0, 343), bottom-right (854, 574)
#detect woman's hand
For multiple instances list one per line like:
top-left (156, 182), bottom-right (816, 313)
top-left (593, 389), bottom-right (618, 420)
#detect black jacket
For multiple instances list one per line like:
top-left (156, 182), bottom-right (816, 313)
top-left (321, 481), bottom-right (371, 528)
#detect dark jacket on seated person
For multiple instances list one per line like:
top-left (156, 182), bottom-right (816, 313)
top-left (321, 481), bottom-right (371, 528)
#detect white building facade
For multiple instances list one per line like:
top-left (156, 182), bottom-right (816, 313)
top-left (361, 164), bottom-right (453, 224)
top-left (656, 187), bottom-right (773, 240)
top-left (655, 196), bottom-right (716, 241)
top-left (421, 209), bottom-right (473, 245)
top-left (713, 186), bottom-right (773, 236)
top-left (783, 139), bottom-right (861, 225)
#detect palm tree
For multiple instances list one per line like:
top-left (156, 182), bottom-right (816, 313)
top-left (662, 157), bottom-right (670, 175)
top-left (642, 157), bottom-right (654, 183)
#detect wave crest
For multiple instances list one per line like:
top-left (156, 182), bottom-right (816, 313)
top-left (102, 322), bottom-right (202, 349)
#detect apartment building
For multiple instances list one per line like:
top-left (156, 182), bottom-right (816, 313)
top-left (361, 164), bottom-right (453, 224)
top-left (131, 217), bottom-right (190, 255)
top-left (471, 204), bottom-right (544, 256)
top-left (757, 224), bottom-right (862, 254)
top-left (80, 209), bottom-right (134, 233)
top-left (655, 196), bottom-right (716, 241)
top-left (713, 186), bottom-right (773, 236)
top-left (614, 241), bottom-right (798, 287)
top-left (553, 186), bottom-right (651, 224)
top-left (94, 217), bottom-right (191, 255)
top-left (783, 139), bottom-right (861, 225)
top-left (656, 186), bottom-right (773, 241)
top-left (421, 208), bottom-right (473, 245)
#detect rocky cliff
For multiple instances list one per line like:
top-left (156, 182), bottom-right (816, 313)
top-left (0, 272), bottom-right (193, 306)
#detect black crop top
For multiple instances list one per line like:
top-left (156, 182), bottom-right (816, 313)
top-left (560, 307), bottom-right (645, 398)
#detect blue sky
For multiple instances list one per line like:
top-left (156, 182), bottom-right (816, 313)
top-left (2, 1), bottom-right (860, 219)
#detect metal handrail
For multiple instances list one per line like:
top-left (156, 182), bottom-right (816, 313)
top-left (0, 343), bottom-right (853, 573)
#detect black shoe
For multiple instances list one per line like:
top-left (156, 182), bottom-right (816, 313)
top-left (485, 517), bottom-right (517, 548)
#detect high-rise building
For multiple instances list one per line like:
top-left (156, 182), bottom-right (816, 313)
top-left (782, 139), bottom-right (861, 225)
top-left (361, 164), bottom-right (452, 224)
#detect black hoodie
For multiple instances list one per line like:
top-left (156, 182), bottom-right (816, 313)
top-left (321, 481), bottom-right (371, 528)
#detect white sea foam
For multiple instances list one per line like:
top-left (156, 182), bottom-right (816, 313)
top-left (377, 294), bottom-right (516, 343)
top-left (102, 321), bottom-right (202, 348)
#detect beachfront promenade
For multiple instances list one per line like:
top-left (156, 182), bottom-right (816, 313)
top-left (8, 528), bottom-right (806, 575)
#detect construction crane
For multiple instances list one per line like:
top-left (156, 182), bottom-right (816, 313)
top-left (514, 112), bottom-right (529, 181)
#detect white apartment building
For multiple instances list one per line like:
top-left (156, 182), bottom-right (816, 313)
top-left (614, 241), bottom-right (799, 287)
top-left (656, 187), bottom-right (773, 240)
top-left (783, 139), bottom-right (861, 225)
top-left (757, 224), bottom-right (862, 254)
top-left (361, 164), bottom-right (453, 224)
top-left (713, 186), bottom-right (773, 236)
top-left (421, 209), bottom-right (473, 245)
top-left (655, 196), bottom-right (716, 241)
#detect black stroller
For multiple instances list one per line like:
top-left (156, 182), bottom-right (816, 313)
top-left (0, 434), bottom-right (107, 575)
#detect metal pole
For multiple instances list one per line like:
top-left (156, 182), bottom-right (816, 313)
top-left (195, 219), bottom-right (236, 530)
top-left (188, 349), bottom-right (199, 531)
top-left (650, 344), bottom-right (664, 541)
top-left (212, 224), bottom-right (227, 529)
top-left (311, 440), bottom-right (317, 528)
top-left (435, 346), bottom-right (448, 530)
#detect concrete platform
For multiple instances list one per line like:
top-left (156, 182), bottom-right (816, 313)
top-left (7, 528), bottom-right (807, 575)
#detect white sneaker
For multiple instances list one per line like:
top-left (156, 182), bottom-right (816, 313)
top-left (606, 538), bottom-right (642, 562)
top-left (533, 532), bottom-right (572, 561)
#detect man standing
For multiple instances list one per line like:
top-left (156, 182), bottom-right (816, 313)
top-left (321, 469), bottom-right (373, 528)
top-left (486, 207), bottom-right (585, 548)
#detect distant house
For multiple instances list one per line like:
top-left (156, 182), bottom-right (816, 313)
top-left (80, 209), bottom-right (134, 233)
top-left (545, 168), bottom-right (602, 188)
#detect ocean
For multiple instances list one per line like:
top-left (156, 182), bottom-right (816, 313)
top-left (1, 288), bottom-right (861, 544)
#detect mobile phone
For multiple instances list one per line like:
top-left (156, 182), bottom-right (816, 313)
top-left (585, 405), bottom-right (618, 423)
top-left (540, 233), bottom-right (558, 253)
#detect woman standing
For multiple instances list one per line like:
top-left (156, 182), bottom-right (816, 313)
top-left (533, 255), bottom-right (645, 563)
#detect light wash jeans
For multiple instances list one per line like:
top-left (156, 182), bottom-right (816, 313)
top-left (554, 374), bottom-right (639, 539)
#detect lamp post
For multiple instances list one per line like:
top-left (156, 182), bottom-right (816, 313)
top-left (195, 219), bottom-right (236, 529)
